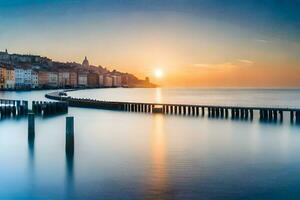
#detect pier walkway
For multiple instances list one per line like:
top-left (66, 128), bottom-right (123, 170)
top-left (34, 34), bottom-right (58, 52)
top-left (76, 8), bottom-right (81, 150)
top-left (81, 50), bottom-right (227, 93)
top-left (45, 91), bottom-right (300, 123)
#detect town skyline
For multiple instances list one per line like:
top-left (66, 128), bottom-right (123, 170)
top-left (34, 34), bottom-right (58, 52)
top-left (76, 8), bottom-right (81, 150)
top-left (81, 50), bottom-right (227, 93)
top-left (0, 49), bottom-right (154, 90)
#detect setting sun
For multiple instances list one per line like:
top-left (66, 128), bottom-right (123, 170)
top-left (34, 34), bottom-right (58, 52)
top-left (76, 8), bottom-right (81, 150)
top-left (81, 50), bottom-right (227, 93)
top-left (154, 69), bottom-right (164, 79)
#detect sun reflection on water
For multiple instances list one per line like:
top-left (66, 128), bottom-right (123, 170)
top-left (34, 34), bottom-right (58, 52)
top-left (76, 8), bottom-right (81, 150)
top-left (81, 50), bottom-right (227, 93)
top-left (147, 114), bottom-right (173, 199)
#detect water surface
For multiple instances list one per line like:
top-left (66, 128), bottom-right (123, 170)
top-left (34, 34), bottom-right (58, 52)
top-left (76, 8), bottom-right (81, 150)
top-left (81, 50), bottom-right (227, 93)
top-left (0, 88), bottom-right (300, 200)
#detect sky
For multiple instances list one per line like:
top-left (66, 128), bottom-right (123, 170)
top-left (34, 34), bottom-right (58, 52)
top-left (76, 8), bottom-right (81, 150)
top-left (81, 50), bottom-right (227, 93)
top-left (0, 0), bottom-right (300, 87)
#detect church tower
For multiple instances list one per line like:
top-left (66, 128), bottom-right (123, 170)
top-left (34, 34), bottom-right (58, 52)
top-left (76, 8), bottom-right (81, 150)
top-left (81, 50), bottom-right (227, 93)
top-left (82, 56), bottom-right (89, 67)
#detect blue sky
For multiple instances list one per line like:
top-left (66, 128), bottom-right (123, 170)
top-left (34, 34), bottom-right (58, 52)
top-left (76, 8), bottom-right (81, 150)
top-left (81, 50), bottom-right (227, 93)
top-left (0, 0), bottom-right (300, 86)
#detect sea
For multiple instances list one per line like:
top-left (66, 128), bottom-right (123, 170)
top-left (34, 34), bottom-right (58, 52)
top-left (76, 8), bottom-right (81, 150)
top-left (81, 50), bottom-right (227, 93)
top-left (1, 88), bottom-right (300, 200)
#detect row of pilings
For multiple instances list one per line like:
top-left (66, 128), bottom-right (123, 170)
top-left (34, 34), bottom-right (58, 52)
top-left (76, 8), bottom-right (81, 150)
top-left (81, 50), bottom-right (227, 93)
top-left (32, 101), bottom-right (68, 116)
top-left (259, 109), bottom-right (284, 122)
top-left (0, 99), bottom-right (28, 118)
top-left (123, 103), bottom-right (300, 124)
top-left (27, 114), bottom-right (74, 159)
top-left (45, 92), bottom-right (300, 124)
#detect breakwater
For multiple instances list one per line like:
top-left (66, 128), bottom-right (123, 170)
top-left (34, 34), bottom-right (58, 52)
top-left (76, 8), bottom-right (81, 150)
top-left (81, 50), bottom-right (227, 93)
top-left (45, 91), bottom-right (300, 123)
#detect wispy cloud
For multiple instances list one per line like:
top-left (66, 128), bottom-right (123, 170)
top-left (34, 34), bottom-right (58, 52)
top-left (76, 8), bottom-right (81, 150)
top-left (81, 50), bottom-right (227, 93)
top-left (193, 62), bottom-right (236, 70)
top-left (238, 59), bottom-right (254, 65)
top-left (255, 39), bottom-right (271, 43)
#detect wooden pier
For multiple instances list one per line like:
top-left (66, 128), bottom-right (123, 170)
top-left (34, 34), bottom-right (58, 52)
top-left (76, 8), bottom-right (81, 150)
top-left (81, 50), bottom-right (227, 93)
top-left (32, 101), bottom-right (68, 116)
top-left (0, 99), bottom-right (28, 118)
top-left (0, 98), bottom-right (68, 120)
top-left (45, 91), bottom-right (300, 124)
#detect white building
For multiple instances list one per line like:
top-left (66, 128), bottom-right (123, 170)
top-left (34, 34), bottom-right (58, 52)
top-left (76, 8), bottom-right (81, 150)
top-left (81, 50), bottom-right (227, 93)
top-left (31, 70), bottom-right (39, 88)
top-left (15, 67), bottom-right (33, 88)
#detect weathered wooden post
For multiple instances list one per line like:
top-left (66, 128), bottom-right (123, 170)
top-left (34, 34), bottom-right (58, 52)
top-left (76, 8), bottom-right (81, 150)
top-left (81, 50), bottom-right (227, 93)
top-left (268, 109), bottom-right (272, 121)
top-left (216, 108), bottom-right (219, 118)
top-left (195, 107), bottom-right (199, 116)
top-left (231, 108), bottom-right (235, 119)
top-left (296, 111), bottom-right (300, 124)
top-left (225, 108), bottom-right (228, 118)
top-left (179, 106), bottom-right (182, 115)
top-left (279, 110), bottom-right (283, 122)
top-left (245, 109), bottom-right (249, 119)
top-left (241, 109), bottom-right (245, 119)
top-left (220, 108), bottom-right (224, 118)
top-left (28, 113), bottom-right (35, 139)
top-left (273, 110), bottom-right (277, 122)
top-left (250, 109), bottom-right (254, 120)
top-left (236, 109), bottom-right (240, 119)
top-left (66, 116), bottom-right (74, 154)
top-left (290, 111), bottom-right (294, 124)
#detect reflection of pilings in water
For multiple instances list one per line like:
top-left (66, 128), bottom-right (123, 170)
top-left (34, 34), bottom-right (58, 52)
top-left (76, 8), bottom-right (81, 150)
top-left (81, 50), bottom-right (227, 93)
top-left (28, 113), bottom-right (35, 139)
top-left (65, 116), bottom-right (75, 195)
top-left (27, 112), bottom-right (35, 195)
top-left (66, 147), bottom-right (74, 184)
top-left (28, 114), bottom-right (35, 161)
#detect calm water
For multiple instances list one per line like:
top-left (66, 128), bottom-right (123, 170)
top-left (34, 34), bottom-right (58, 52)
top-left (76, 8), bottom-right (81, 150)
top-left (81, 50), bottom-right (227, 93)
top-left (1, 88), bottom-right (300, 200)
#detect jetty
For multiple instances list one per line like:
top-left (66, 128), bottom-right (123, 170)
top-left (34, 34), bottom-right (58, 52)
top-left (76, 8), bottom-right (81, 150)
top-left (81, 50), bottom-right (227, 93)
top-left (45, 91), bottom-right (300, 124)
top-left (0, 98), bottom-right (68, 119)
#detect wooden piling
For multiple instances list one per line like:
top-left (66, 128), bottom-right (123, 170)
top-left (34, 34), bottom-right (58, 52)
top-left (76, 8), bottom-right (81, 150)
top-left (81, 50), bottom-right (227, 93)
top-left (225, 108), bottom-right (228, 118)
top-left (290, 111), bottom-right (294, 123)
top-left (28, 113), bottom-right (35, 138)
top-left (250, 109), bottom-right (253, 120)
top-left (279, 110), bottom-right (283, 122)
top-left (66, 116), bottom-right (74, 154)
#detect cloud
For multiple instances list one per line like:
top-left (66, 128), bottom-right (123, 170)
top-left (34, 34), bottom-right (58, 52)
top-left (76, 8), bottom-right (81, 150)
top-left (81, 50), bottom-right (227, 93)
top-left (255, 39), bottom-right (271, 43)
top-left (238, 59), bottom-right (254, 65)
top-left (193, 62), bottom-right (236, 70)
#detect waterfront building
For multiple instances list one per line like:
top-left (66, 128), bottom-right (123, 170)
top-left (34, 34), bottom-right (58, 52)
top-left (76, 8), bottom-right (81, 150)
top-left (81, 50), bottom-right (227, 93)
top-left (82, 56), bottom-right (89, 68)
top-left (0, 66), bottom-right (6, 89)
top-left (5, 66), bottom-right (15, 89)
top-left (103, 75), bottom-right (113, 87)
top-left (48, 71), bottom-right (58, 87)
top-left (87, 72), bottom-right (99, 87)
top-left (77, 71), bottom-right (88, 87)
top-left (14, 67), bottom-right (33, 89)
top-left (31, 70), bottom-right (39, 88)
top-left (38, 70), bottom-right (58, 88)
top-left (112, 75), bottom-right (122, 87)
top-left (38, 70), bottom-right (49, 87)
top-left (99, 75), bottom-right (104, 87)
top-left (58, 71), bottom-right (77, 87)
top-left (121, 75), bottom-right (129, 87)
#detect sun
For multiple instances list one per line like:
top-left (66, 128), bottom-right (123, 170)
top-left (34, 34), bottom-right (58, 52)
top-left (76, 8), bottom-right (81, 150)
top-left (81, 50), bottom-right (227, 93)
top-left (154, 68), bottom-right (164, 78)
